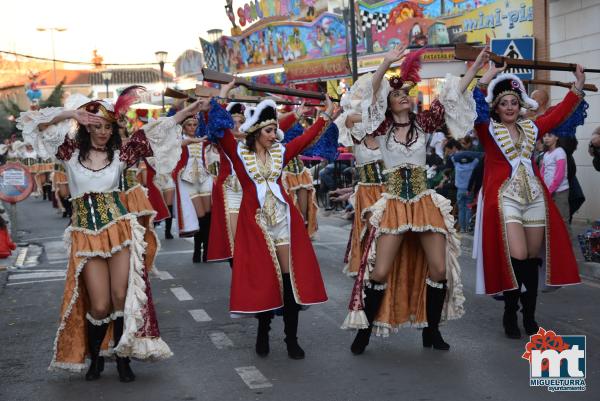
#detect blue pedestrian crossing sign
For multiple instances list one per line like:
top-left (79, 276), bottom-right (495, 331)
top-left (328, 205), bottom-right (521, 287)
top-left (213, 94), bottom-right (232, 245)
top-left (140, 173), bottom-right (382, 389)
top-left (490, 38), bottom-right (535, 80)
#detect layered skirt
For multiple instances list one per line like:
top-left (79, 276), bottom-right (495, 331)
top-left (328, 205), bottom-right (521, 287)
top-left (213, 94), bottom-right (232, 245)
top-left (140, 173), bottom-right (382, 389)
top-left (343, 166), bottom-right (464, 336)
top-left (50, 191), bottom-right (170, 371)
top-left (344, 160), bottom-right (386, 276)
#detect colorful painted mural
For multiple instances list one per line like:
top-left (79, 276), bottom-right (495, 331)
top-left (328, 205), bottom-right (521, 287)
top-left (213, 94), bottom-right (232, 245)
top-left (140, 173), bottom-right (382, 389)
top-left (218, 11), bottom-right (352, 73)
top-left (358, 0), bottom-right (534, 53)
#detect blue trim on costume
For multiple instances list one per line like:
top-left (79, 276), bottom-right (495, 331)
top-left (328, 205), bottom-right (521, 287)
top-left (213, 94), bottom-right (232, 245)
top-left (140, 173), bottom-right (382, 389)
top-left (303, 121), bottom-right (339, 162)
top-left (207, 98), bottom-right (234, 142)
top-left (473, 87), bottom-right (490, 124)
top-left (550, 99), bottom-right (588, 138)
top-left (196, 112), bottom-right (207, 137)
top-left (282, 123), bottom-right (304, 144)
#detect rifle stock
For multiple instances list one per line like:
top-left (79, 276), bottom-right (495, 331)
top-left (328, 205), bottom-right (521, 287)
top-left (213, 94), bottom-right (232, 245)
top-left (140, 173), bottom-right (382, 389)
top-left (454, 44), bottom-right (600, 73)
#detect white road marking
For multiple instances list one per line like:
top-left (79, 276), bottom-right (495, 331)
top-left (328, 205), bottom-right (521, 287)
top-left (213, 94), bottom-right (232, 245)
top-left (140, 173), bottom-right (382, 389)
top-left (208, 331), bottom-right (234, 349)
top-left (25, 235), bottom-right (63, 242)
top-left (47, 259), bottom-right (68, 265)
top-left (235, 366), bottom-right (273, 389)
top-left (8, 271), bottom-right (65, 280)
top-left (188, 309), bottom-right (212, 322)
top-left (170, 287), bottom-right (193, 301)
top-left (14, 247), bottom-right (28, 268)
top-left (157, 250), bottom-right (193, 255)
top-left (7, 278), bottom-right (65, 286)
top-left (156, 270), bottom-right (174, 280)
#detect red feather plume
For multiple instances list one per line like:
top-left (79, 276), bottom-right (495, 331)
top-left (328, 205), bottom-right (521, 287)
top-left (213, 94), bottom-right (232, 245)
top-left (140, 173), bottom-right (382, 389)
top-left (114, 85), bottom-right (146, 117)
top-left (400, 48), bottom-right (426, 85)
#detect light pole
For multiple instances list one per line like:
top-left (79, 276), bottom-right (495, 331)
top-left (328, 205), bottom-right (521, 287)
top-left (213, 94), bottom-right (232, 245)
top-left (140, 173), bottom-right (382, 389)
top-left (36, 27), bottom-right (67, 86)
top-left (207, 29), bottom-right (223, 72)
top-left (101, 71), bottom-right (112, 99)
top-left (348, 0), bottom-right (358, 82)
top-left (155, 51), bottom-right (168, 112)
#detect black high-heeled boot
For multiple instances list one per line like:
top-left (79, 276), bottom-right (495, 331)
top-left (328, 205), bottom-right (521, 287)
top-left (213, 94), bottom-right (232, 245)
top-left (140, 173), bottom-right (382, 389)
top-left (85, 314), bottom-right (109, 381)
top-left (351, 280), bottom-right (385, 355)
top-left (193, 218), bottom-right (202, 263)
top-left (282, 273), bottom-right (305, 359)
top-left (503, 258), bottom-right (525, 339)
top-left (200, 212), bottom-right (212, 262)
top-left (255, 311), bottom-right (274, 357)
top-left (422, 279), bottom-right (450, 350)
top-left (521, 258), bottom-right (541, 336)
top-left (113, 313), bottom-right (135, 383)
top-left (165, 205), bottom-right (174, 239)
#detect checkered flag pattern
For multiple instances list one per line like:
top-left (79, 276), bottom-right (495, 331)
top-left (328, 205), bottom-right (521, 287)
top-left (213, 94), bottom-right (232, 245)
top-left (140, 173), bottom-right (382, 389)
top-left (360, 10), bottom-right (389, 33)
top-left (200, 38), bottom-right (218, 70)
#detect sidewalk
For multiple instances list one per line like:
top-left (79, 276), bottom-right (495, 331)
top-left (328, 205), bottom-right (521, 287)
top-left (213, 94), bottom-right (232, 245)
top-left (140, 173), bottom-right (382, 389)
top-left (570, 219), bottom-right (600, 281)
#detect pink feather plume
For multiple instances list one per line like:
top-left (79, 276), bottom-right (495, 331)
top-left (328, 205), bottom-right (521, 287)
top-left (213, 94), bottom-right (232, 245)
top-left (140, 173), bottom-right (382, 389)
top-left (114, 85), bottom-right (146, 117)
top-left (400, 48), bottom-right (426, 85)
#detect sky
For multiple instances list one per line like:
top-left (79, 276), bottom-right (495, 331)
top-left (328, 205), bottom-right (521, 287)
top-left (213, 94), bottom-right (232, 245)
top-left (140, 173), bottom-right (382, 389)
top-left (0, 0), bottom-right (234, 70)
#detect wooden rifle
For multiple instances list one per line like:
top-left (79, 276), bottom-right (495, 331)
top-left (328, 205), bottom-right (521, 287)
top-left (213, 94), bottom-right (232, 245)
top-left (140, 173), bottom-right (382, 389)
top-left (522, 79), bottom-right (598, 92)
top-left (201, 68), bottom-right (339, 101)
top-left (455, 43), bottom-right (600, 73)
top-left (164, 87), bottom-right (324, 107)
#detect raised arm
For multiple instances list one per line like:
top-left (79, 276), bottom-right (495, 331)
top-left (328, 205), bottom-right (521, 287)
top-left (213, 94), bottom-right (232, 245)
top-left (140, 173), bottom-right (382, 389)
top-left (371, 45), bottom-right (406, 104)
top-left (284, 97), bottom-right (334, 163)
top-left (535, 66), bottom-right (585, 137)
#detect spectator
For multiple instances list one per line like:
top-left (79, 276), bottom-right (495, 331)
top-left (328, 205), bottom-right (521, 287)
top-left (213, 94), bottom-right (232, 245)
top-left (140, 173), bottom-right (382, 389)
top-left (559, 136), bottom-right (585, 223)
top-left (451, 150), bottom-right (483, 233)
top-left (541, 133), bottom-right (570, 227)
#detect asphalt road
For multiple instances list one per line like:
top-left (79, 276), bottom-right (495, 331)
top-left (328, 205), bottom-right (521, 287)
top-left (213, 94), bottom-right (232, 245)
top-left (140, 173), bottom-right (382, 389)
top-left (1, 197), bottom-right (598, 401)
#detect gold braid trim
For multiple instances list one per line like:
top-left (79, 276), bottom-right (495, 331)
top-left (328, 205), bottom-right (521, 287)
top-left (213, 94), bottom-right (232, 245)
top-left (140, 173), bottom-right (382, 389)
top-left (497, 179), bottom-right (519, 290)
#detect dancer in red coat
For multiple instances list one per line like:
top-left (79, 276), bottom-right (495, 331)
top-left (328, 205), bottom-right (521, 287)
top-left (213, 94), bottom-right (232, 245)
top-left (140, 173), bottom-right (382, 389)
top-left (208, 93), bottom-right (333, 359)
top-left (471, 47), bottom-right (584, 339)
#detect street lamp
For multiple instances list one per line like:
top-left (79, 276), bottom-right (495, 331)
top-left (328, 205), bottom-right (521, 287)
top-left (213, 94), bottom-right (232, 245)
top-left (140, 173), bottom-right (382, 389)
top-left (37, 27), bottom-right (67, 87)
top-left (207, 29), bottom-right (223, 72)
top-left (155, 50), bottom-right (168, 112)
top-left (101, 71), bottom-right (112, 99)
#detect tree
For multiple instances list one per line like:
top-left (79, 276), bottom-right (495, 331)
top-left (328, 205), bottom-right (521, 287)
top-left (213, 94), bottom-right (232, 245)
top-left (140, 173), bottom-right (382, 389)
top-left (0, 99), bottom-right (23, 140)
top-left (40, 79), bottom-right (65, 108)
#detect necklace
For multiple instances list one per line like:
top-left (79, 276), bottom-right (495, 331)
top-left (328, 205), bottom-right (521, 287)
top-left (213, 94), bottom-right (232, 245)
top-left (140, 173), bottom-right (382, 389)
top-left (393, 121), bottom-right (411, 128)
top-left (91, 145), bottom-right (107, 152)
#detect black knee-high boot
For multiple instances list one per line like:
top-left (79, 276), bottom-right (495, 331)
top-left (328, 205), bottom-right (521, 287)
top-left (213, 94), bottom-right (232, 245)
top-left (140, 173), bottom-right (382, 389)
top-left (351, 280), bottom-right (385, 355)
top-left (44, 183), bottom-right (52, 202)
top-left (521, 258), bottom-right (541, 336)
top-left (193, 217), bottom-right (202, 263)
top-left (165, 205), bottom-right (174, 239)
top-left (200, 212), bottom-right (212, 262)
top-left (63, 197), bottom-right (72, 218)
top-left (282, 273), bottom-right (304, 359)
top-left (255, 311), bottom-right (274, 357)
top-left (422, 279), bottom-right (450, 350)
top-left (503, 257), bottom-right (526, 339)
top-left (113, 314), bottom-right (135, 382)
top-left (85, 315), bottom-right (109, 381)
